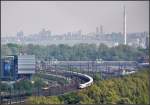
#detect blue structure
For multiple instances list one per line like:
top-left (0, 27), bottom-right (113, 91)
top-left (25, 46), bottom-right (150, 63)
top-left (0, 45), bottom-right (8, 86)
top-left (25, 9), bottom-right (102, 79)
top-left (1, 55), bottom-right (18, 81)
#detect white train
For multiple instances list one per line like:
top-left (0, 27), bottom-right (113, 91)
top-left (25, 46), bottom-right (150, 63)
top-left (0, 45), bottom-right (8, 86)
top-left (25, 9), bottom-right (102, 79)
top-left (78, 74), bottom-right (93, 89)
top-left (40, 70), bottom-right (94, 89)
top-left (65, 71), bottom-right (93, 89)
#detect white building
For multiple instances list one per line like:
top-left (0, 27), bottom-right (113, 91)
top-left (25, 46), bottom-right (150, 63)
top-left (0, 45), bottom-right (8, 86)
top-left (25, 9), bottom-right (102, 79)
top-left (18, 55), bottom-right (35, 79)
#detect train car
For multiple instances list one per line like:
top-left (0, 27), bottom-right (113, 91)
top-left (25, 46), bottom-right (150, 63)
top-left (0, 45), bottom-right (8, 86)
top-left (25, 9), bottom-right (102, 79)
top-left (77, 73), bottom-right (93, 89)
top-left (63, 70), bottom-right (93, 89)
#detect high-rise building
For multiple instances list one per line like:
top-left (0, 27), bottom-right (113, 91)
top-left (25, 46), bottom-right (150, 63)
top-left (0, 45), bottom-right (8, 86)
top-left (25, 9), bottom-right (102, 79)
top-left (17, 31), bottom-right (24, 37)
top-left (96, 27), bottom-right (99, 34)
top-left (39, 29), bottom-right (51, 39)
top-left (100, 25), bottom-right (103, 35)
top-left (78, 30), bottom-right (82, 35)
top-left (123, 5), bottom-right (127, 45)
top-left (16, 31), bottom-right (24, 44)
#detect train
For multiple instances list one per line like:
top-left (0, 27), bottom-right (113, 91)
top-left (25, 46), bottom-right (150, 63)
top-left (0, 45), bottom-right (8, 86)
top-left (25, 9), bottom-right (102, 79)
top-left (64, 71), bottom-right (94, 89)
top-left (78, 74), bottom-right (93, 89)
top-left (40, 70), bottom-right (94, 89)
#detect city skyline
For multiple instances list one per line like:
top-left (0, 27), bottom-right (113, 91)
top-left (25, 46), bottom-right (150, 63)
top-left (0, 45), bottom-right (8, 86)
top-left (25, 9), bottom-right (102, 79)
top-left (1, 1), bottom-right (149, 37)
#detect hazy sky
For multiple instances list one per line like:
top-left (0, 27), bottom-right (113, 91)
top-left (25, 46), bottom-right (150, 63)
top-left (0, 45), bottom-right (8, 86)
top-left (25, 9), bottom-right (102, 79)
top-left (1, 1), bottom-right (149, 36)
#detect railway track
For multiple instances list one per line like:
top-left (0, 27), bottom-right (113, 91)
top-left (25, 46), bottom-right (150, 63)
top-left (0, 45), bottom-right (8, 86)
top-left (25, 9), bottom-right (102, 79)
top-left (1, 68), bottom-right (93, 105)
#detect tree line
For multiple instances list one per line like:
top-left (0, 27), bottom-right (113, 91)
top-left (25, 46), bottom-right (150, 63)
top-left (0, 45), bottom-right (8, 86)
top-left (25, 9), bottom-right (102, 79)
top-left (1, 43), bottom-right (148, 61)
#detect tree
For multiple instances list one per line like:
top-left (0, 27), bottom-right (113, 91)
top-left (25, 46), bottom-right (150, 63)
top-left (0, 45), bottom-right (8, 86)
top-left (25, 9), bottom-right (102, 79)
top-left (93, 73), bottom-right (101, 81)
top-left (118, 97), bottom-right (132, 104)
top-left (1, 45), bottom-right (12, 56)
top-left (62, 92), bottom-right (80, 104)
top-left (78, 92), bottom-right (94, 104)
